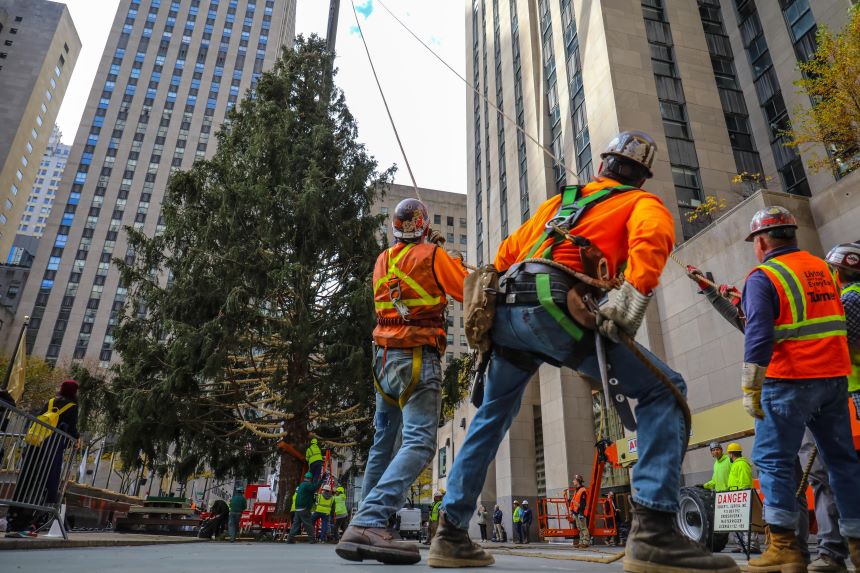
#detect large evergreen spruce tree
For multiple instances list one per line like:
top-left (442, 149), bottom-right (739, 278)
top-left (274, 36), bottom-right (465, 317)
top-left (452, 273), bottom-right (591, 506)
top-left (111, 36), bottom-right (391, 509)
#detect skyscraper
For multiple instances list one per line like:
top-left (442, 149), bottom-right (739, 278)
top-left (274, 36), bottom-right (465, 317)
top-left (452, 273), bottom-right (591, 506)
top-left (443, 0), bottom-right (860, 537)
top-left (13, 0), bottom-right (297, 366)
top-left (14, 125), bottom-right (70, 241)
top-left (0, 0), bottom-right (80, 264)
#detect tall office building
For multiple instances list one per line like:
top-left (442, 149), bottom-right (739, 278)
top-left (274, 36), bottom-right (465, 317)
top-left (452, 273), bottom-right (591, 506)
top-left (444, 0), bottom-right (860, 538)
top-left (14, 125), bottom-right (70, 241)
top-left (375, 183), bottom-right (470, 370)
top-left (0, 0), bottom-right (79, 267)
top-left (12, 0), bottom-right (297, 366)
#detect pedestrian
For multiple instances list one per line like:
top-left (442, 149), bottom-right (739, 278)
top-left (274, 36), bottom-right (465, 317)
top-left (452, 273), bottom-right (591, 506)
top-left (570, 475), bottom-right (590, 549)
top-left (286, 472), bottom-right (324, 544)
top-left (492, 505), bottom-right (503, 543)
top-left (306, 438), bottom-right (323, 481)
top-left (6, 379), bottom-right (80, 538)
top-left (738, 207), bottom-right (860, 572)
top-left (512, 500), bottom-right (522, 544)
top-left (335, 198), bottom-right (467, 566)
top-left (428, 490), bottom-right (444, 544)
top-left (520, 500), bottom-right (532, 544)
top-left (333, 486), bottom-right (349, 541)
top-left (476, 505), bottom-right (488, 542)
top-left (427, 131), bottom-right (738, 573)
top-left (312, 485), bottom-right (335, 543)
top-left (826, 241), bottom-right (860, 427)
top-left (227, 487), bottom-right (246, 542)
top-left (703, 442), bottom-right (731, 492)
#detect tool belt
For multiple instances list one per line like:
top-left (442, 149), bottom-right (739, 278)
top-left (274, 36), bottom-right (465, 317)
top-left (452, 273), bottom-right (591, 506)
top-left (376, 316), bottom-right (445, 328)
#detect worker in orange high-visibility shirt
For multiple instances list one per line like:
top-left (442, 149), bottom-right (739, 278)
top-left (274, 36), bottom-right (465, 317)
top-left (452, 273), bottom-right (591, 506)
top-left (428, 131), bottom-right (738, 573)
top-left (336, 198), bottom-right (467, 566)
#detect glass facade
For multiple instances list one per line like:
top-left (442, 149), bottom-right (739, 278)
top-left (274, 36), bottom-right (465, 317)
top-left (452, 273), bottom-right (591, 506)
top-left (491, 0), bottom-right (508, 239)
top-left (559, 0), bottom-right (592, 182)
top-left (472, 0), bottom-right (484, 267)
top-left (509, 0), bottom-right (529, 222)
top-left (538, 0), bottom-right (565, 188)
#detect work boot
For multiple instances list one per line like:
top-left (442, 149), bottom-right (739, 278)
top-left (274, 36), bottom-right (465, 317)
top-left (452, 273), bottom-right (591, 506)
top-left (623, 504), bottom-right (740, 573)
top-left (848, 538), bottom-right (860, 571)
top-left (335, 525), bottom-right (420, 565)
top-left (807, 554), bottom-right (847, 573)
top-left (428, 513), bottom-right (495, 568)
top-left (748, 526), bottom-right (807, 573)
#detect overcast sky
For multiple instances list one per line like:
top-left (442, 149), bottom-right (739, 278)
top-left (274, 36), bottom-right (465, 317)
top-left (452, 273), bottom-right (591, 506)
top-left (53, 0), bottom-right (467, 194)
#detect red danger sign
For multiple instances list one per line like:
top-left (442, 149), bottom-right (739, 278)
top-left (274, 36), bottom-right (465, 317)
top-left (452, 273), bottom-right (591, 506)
top-left (714, 489), bottom-right (752, 532)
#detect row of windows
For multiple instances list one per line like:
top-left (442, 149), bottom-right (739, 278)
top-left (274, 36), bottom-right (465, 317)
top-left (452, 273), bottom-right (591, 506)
top-left (538, 0), bottom-right (565, 188)
top-left (510, 0), bottom-right (529, 224)
top-left (491, 0), bottom-right (509, 240)
top-left (472, 0), bottom-right (485, 268)
top-left (560, 0), bottom-right (593, 183)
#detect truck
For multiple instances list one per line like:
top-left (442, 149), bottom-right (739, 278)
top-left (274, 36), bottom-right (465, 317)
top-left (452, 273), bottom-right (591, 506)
top-left (396, 507), bottom-right (422, 540)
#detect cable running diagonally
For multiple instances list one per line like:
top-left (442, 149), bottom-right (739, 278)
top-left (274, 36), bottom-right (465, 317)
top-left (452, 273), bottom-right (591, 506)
top-left (375, 0), bottom-right (578, 183)
top-left (349, 0), bottom-right (422, 202)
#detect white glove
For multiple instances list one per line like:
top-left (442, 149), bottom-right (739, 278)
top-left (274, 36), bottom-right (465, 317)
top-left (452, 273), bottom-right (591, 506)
top-left (741, 362), bottom-right (766, 419)
top-left (598, 281), bottom-right (651, 343)
top-left (427, 227), bottom-right (445, 245)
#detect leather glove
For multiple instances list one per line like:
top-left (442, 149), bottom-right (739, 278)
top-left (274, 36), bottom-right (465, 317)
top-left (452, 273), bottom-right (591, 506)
top-left (741, 362), bottom-right (766, 419)
top-left (427, 227), bottom-right (445, 245)
top-left (718, 284), bottom-right (742, 307)
top-left (686, 265), bottom-right (711, 290)
top-left (598, 281), bottom-right (651, 343)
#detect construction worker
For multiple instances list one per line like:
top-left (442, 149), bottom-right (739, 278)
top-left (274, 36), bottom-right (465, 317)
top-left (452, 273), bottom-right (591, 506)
top-left (826, 242), bottom-right (860, 419)
top-left (570, 475), bottom-right (590, 548)
top-left (428, 131), bottom-right (738, 572)
top-left (726, 443), bottom-right (752, 491)
top-left (512, 500), bottom-right (523, 544)
top-left (306, 438), bottom-right (323, 481)
top-left (333, 486), bottom-right (349, 541)
top-left (228, 487), bottom-right (247, 542)
top-left (428, 490), bottom-right (444, 544)
top-left (605, 492), bottom-right (621, 546)
top-left (313, 484), bottom-right (335, 543)
top-left (520, 500), bottom-right (532, 544)
top-left (739, 207), bottom-right (860, 572)
top-left (286, 472), bottom-right (324, 544)
top-left (703, 442), bottom-right (731, 492)
top-left (336, 198), bottom-right (467, 566)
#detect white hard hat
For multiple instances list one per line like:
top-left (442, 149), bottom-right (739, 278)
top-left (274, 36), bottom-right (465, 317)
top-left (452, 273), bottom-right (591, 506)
top-left (522, 500), bottom-right (529, 505)
top-left (433, 490), bottom-right (441, 497)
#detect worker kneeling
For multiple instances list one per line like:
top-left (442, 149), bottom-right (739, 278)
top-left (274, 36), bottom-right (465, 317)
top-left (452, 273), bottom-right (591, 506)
top-left (427, 132), bottom-right (738, 573)
top-left (739, 208), bottom-right (860, 573)
top-left (335, 198), bottom-right (467, 565)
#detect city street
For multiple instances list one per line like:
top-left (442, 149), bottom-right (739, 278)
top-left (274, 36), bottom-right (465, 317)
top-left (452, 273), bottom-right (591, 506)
top-left (0, 541), bottom-right (653, 573)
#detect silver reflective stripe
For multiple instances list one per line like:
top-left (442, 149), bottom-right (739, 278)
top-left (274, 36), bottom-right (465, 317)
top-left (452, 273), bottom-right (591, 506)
top-left (774, 318), bottom-right (847, 341)
top-left (760, 260), bottom-right (806, 322)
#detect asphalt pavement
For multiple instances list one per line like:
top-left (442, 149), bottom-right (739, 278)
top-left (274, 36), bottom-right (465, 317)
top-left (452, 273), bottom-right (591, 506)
top-left (1, 541), bottom-right (641, 572)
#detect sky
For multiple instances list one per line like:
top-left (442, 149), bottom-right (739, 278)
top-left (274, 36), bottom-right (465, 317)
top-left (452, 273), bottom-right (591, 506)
top-left (52, 0), bottom-right (467, 194)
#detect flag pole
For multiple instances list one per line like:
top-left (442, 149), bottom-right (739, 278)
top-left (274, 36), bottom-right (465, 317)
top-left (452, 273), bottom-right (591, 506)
top-left (2, 316), bottom-right (29, 392)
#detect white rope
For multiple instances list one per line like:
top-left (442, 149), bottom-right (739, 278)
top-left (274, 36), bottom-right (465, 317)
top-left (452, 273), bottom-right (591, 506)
top-left (375, 0), bottom-right (578, 183)
top-left (349, 0), bottom-right (422, 202)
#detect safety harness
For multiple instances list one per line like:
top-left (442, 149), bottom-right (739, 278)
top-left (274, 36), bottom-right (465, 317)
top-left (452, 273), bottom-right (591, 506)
top-left (373, 346), bottom-right (424, 409)
top-left (374, 242), bottom-right (443, 319)
top-left (519, 184), bottom-right (636, 340)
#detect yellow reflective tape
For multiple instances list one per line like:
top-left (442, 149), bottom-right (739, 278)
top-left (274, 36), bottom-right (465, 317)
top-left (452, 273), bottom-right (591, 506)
top-left (375, 296), bottom-right (443, 310)
top-left (759, 260), bottom-right (805, 324)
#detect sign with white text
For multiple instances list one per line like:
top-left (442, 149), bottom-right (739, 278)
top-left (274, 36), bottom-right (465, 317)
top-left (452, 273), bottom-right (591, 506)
top-left (714, 489), bottom-right (752, 532)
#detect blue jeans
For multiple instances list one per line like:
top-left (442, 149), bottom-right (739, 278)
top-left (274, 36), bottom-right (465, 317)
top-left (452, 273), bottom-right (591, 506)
top-left (353, 346), bottom-right (442, 528)
top-left (228, 512), bottom-right (241, 540)
top-left (753, 377), bottom-right (860, 537)
top-left (313, 512), bottom-right (331, 541)
top-left (442, 304), bottom-right (688, 529)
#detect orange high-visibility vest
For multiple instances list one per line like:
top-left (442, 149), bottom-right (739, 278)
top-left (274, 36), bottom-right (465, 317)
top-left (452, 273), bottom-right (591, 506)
top-left (570, 487), bottom-right (588, 514)
top-left (750, 250), bottom-right (850, 379)
top-left (372, 242), bottom-right (448, 350)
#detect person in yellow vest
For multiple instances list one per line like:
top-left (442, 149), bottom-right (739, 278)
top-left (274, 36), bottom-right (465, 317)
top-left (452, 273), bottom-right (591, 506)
top-left (569, 475), bottom-right (590, 549)
top-left (739, 208), bottom-right (860, 572)
top-left (333, 486), bottom-right (349, 541)
top-left (306, 438), bottom-right (323, 481)
top-left (703, 442), bottom-right (731, 492)
top-left (511, 500), bottom-right (523, 544)
top-left (726, 443), bottom-right (753, 491)
top-left (336, 199), bottom-right (467, 566)
top-left (428, 490), bottom-right (444, 544)
top-left (313, 484), bottom-right (336, 543)
top-left (826, 242), bottom-right (860, 420)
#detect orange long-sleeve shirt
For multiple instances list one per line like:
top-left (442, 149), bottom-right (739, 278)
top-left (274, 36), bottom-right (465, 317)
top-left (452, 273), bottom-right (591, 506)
top-left (494, 178), bottom-right (675, 294)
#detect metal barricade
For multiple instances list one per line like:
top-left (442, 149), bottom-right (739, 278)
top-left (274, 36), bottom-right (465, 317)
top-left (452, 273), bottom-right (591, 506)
top-left (0, 399), bottom-right (78, 539)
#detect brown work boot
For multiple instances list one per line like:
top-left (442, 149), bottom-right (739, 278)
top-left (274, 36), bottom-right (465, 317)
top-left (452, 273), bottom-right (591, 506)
top-left (428, 513), bottom-right (495, 568)
top-left (748, 527), bottom-right (807, 573)
top-left (848, 538), bottom-right (860, 571)
top-left (623, 504), bottom-right (740, 573)
top-left (335, 525), bottom-right (420, 565)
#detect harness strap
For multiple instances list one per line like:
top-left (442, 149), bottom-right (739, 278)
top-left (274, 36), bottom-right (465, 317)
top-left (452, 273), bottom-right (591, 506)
top-left (536, 273), bottom-right (584, 341)
top-left (373, 346), bottom-right (424, 409)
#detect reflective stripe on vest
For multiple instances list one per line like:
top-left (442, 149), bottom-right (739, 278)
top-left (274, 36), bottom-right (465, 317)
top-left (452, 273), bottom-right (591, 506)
top-left (315, 494), bottom-right (334, 514)
top-left (430, 501), bottom-right (441, 521)
top-left (374, 243), bottom-right (442, 310)
top-left (757, 259), bottom-right (846, 342)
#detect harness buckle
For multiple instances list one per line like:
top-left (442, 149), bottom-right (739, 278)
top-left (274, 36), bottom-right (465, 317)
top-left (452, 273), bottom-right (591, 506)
top-left (386, 279), bottom-right (410, 320)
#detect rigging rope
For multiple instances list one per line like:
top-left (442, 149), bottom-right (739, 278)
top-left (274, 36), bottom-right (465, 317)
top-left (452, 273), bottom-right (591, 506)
top-left (349, 0), bottom-right (422, 202)
top-left (375, 0), bottom-right (578, 183)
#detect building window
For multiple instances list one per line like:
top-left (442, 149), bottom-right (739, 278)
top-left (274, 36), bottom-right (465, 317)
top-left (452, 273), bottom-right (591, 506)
top-left (438, 446), bottom-right (447, 477)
